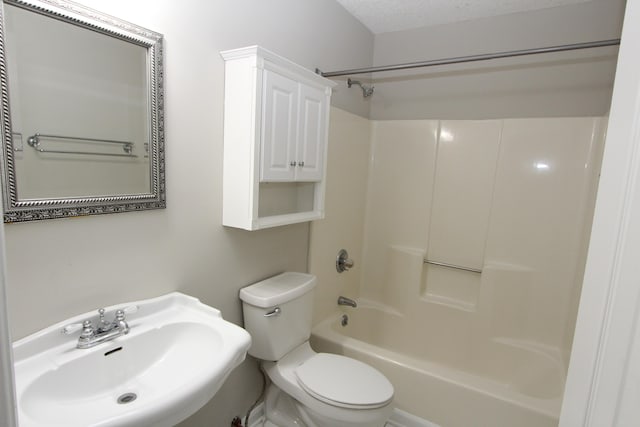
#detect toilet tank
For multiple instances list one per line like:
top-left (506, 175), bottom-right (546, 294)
top-left (239, 272), bottom-right (316, 361)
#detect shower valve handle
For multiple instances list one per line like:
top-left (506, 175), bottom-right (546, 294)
top-left (336, 249), bottom-right (354, 273)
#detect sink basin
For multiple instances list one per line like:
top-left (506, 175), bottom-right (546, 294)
top-left (12, 292), bottom-right (252, 427)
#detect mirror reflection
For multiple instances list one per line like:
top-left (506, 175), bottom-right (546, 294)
top-left (0, 0), bottom-right (165, 222)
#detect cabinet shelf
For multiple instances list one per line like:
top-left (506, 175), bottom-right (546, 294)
top-left (220, 46), bottom-right (336, 230)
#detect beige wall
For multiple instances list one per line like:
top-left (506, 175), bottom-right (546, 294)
top-left (310, 113), bottom-right (604, 384)
top-left (3, 1), bottom-right (373, 425)
top-left (370, 0), bottom-right (625, 120)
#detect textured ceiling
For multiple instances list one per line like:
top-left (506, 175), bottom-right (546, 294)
top-left (335, 0), bottom-right (593, 34)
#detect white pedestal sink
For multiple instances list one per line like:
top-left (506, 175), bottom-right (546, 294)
top-left (12, 292), bottom-right (252, 427)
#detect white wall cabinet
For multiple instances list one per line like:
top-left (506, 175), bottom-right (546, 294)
top-left (260, 70), bottom-right (328, 182)
top-left (220, 46), bottom-right (336, 230)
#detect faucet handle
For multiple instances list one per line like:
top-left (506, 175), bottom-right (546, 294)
top-left (114, 305), bottom-right (138, 321)
top-left (122, 305), bottom-right (139, 315)
top-left (79, 320), bottom-right (94, 338)
top-left (62, 322), bottom-right (84, 335)
top-left (62, 319), bottom-right (96, 335)
top-left (336, 249), bottom-right (355, 273)
top-left (114, 309), bottom-right (131, 335)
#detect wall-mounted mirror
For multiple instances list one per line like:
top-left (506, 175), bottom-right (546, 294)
top-left (0, 0), bottom-right (164, 222)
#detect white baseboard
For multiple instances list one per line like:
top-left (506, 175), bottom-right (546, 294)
top-left (247, 403), bottom-right (440, 427)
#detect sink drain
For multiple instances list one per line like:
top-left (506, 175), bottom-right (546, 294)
top-left (117, 393), bottom-right (137, 404)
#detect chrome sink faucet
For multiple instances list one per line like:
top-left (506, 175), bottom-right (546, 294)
top-left (63, 306), bottom-right (137, 349)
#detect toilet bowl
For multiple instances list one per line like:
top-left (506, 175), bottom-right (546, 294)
top-left (264, 342), bottom-right (393, 426)
top-left (239, 272), bottom-right (394, 427)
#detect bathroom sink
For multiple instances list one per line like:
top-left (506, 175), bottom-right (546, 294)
top-left (12, 292), bottom-right (251, 427)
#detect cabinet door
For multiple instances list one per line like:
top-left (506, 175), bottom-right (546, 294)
top-left (260, 70), bottom-right (298, 182)
top-left (295, 84), bottom-right (327, 182)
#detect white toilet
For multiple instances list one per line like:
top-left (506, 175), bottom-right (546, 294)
top-left (240, 272), bottom-right (394, 427)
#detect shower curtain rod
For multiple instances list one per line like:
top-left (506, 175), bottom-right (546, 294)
top-left (318, 38), bottom-right (621, 78)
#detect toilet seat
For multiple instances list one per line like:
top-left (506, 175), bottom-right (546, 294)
top-left (295, 353), bottom-right (394, 409)
top-left (263, 342), bottom-right (394, 426)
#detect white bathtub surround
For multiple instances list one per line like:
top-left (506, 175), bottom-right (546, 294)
top-left (364, 117), bottom-right (604, 335)
top-left (487, 118), bottom-right (605, 351)
top-left (360, 120), bottom-right (439, 303)
top-left (308, 108), bottom-right (373, 325)
top-left (310, 114), bottom-right (605, 427)
top-left (427, 120), bottom-right (502, 272)
top-left (382, 246), bottom-right (425, 312)
top-left (361, 117), bottom-right (604, 317)
top-left (481, 263), bottom-right (535, 339)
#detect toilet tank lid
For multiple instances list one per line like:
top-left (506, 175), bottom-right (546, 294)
top-left (239, 272), bottom-right (317, 308)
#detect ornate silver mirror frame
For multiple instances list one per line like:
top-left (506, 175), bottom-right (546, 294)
top-left (0, 0), bottom-right (165, 222)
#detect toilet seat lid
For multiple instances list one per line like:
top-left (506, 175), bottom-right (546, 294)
top-left (294, 353), bottom-right (394, 409)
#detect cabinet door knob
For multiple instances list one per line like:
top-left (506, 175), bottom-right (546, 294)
top-left (298, 161), bottom-right (304, 167)
top-left (290, 161), bottom-right (297, 167)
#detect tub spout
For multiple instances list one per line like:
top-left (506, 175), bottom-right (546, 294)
top-left (338, 296), bottom-right (357, 308)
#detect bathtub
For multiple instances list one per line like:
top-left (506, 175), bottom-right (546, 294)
top-left (310, 305), bottom-right (563, 427)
